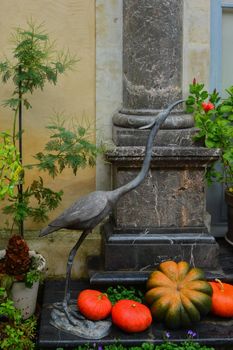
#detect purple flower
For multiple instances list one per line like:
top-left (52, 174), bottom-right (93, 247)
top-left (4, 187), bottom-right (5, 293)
top-left (98, 345), bottom-right (103, 350)
top-left (163, 331), bottom-right (171, 340)
top-left (165, 331), bottom-right (171, 339)
top-left (187, 330), bottom-right (197, 338)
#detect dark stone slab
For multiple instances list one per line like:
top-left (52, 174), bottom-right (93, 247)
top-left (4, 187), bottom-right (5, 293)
top-left (38, 277), bottom-right (233, 349)
top-left (123, 0), bottom-right (183, 110)
top-left (105, 240), bottom-right (218, 271)
top-left (106, 231), bottom-right (215, 242)
top-left (90, 270), bottom-right (233, 286)
top-left (89, 238), bottom-right (233, 285)
top-left (102, 224), bottom-right (219, 271)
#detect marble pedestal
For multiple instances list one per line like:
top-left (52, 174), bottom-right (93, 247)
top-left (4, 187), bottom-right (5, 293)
top-left (100, 145), bottom-right (220, 275)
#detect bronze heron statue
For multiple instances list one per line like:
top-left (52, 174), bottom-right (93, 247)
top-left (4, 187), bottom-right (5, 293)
top-left (40, 99), bottom-right (184, 324)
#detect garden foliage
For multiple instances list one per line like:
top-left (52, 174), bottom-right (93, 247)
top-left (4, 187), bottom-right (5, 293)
top-left (0, 21), bottom-right (102, 235)
top-left (0, 287), bottom-right (36, 349)
top-left (186, 79), bottom-right (233, 191)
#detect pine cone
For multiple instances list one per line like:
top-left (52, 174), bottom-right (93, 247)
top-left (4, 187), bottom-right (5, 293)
top-left (5, 235), bottom-right (30, 276)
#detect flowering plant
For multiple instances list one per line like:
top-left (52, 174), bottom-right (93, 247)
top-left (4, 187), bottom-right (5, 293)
top-left (186, 79), bottom-right (233, 193)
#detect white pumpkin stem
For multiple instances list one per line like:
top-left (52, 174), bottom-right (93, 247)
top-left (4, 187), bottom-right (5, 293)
top-left (215, 278), bottom-right (224, 292)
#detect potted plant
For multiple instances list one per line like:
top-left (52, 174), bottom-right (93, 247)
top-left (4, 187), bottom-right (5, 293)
top-left (186, 79), bottom-right (233, 244)
top-left (0, 235), bottom-right (46, 319)
top-left (0, 21), bottom-right (101, 318)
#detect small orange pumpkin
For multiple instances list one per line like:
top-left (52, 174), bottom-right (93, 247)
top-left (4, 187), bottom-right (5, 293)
top-left (111, 299), bottom-right (152, 333)
top-left (209, 279), bottom-right (233, 317)
top-left (77, 289), bottom-right (112, 320)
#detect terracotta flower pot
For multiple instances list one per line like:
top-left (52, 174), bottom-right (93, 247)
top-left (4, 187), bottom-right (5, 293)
top-left (225, 190), bottom-right (233, 245)
top-left (0, 250), bottom-right (46, 319)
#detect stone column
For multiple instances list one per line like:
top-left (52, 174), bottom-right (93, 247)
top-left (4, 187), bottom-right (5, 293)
top-left (112, 0), bottom-right (195, 146)
top-left (94, 0), bottom-right (220, 279)
top-left (123, 0), bottom-right (182, 110)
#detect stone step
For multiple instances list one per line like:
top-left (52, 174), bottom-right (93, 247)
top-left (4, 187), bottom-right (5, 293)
top-left (89, 270), bottom-right (233, 286)
top-left (88, 238), bottom-right (233, 286)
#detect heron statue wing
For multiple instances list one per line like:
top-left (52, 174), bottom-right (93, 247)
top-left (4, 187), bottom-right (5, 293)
top-left (47, 191), bottom-right (108, 228)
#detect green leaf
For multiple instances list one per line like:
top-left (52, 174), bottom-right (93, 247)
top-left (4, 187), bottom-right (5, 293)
top-left (205, 139), bottom-right (217, 148)
top-left (78, 126), bottom-right (86, 137)
top-left (200, 91), bottom-right (208, 100)
top-left (219, 105), bottom-right (232, 113)
top-left (24, 270), bottom-right (41, 288)
top-left (186, 105), bottom-right (194, 114)
top-left (225, 86), bottom-right (233, 96)
top-left (23, 98), bottom-right (32, 109)
top-left (0, 275), bottom-right (14, 294)
top-left (2, 98), bottom-right (20, 109)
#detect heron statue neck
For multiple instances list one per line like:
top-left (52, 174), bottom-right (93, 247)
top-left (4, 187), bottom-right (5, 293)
top-left (110, 100), bottom-right (184, 201)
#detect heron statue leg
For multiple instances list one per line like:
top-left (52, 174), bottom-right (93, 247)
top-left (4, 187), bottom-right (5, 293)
top-left (62, 229), bottom-right (90, 324)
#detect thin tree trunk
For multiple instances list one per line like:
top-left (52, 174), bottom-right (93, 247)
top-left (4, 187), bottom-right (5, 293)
top-left (18, 65), bottom-right (24, 237)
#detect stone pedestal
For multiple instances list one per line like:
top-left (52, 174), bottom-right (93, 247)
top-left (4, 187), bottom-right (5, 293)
top-left (108, 147), bottom-right (217, 230)
top-left (102, 147), bottom-right (220, 271)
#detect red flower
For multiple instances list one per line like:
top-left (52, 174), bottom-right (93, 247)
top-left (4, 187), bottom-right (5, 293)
top-left (193, 77), bottom-right (196, 85)
top-left (202, 101), bottom-right (215, 112)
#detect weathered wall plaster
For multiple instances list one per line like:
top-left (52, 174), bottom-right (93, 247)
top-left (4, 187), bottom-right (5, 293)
top-left (183, 0), bottom-right (210, 95)
top-left (96, 0), bottom-right (123, 191)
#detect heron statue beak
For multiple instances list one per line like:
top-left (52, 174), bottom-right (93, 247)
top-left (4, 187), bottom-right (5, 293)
top-left (139, 99), bottom-right (185, 130)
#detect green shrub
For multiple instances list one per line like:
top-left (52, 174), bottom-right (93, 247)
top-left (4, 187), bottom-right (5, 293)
top-left (0, 287), bottom-right (36, 349)
top-left (55, 342), bottom-right (215, 350)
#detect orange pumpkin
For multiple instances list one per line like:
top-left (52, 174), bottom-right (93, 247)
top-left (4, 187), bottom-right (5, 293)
top-left (145, 260), bottom-right (213, 329)
top-left (111, 299), bottom-right (152, 333)
top-left (77, 289), bottom-right (112, 320)
top-left (209, 279), bottom-right (233, 317)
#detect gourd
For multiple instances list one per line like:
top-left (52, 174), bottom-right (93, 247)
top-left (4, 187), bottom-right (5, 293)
top-left (111, 299), bottom-right (152, 333)
top-left (77, 289), bottom-right (112, 320)
top-left (209, 279), bottom-right (233, 317)
top-left (145, 260), bottom-right (212, 329)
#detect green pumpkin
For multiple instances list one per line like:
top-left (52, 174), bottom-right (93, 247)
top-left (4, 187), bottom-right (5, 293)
top-left (145, 260), bottom-right (212, 329)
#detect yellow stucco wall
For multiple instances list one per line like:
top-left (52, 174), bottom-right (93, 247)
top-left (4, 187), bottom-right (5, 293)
top-left (0, 0), bottom-right (96, 231)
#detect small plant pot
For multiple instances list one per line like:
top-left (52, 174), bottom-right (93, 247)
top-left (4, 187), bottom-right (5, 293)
top-left (225, 190), bottom-right (233, 246)
top-left (0, 250), bottom-right (46, 319)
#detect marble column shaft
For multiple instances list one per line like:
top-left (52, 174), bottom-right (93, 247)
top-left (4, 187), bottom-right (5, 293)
top-left (123, 0), bottom-right (183, 111)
